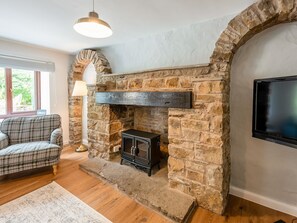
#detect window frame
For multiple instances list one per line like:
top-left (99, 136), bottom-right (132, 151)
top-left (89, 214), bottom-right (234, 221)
top-left (0, 68), bottom-right (41, 118)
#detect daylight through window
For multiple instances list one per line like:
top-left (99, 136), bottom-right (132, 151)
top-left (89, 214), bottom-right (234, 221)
top-left (0, 67), bottom-right (41, 118)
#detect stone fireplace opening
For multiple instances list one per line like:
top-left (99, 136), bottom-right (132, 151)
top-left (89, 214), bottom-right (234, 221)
top-left (109, 105), bottom-right (169, 156)
top-left (97, 104), bottom-right (173, 179)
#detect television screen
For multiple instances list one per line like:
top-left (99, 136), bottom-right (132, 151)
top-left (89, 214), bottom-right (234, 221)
top-left (253, 76), bottom-right (297, 148)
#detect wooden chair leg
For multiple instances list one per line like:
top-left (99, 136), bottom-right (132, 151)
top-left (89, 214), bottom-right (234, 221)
top-left (52, 164), bottom-right (58, 175)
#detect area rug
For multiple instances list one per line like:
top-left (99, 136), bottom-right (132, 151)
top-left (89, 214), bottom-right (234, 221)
top-left (0, 181), bottom-right (112, 223)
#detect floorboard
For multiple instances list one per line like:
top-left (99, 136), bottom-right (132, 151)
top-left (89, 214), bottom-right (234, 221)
top-left (0, 146), bottom-right (296, 223)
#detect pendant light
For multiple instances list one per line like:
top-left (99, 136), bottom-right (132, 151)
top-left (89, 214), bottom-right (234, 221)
top-left (73, 0), bottom-right (112, 38)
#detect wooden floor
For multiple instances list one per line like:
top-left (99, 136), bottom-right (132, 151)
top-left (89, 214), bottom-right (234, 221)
top-left (0, 146), bottom-right (296, 223)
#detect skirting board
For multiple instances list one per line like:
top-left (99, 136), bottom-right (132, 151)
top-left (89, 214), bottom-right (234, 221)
top-left (230, 185), bottom-right (297, 217)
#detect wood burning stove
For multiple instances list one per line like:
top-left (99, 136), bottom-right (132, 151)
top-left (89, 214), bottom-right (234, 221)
top-left (120, 129), bottom-right (160, 176)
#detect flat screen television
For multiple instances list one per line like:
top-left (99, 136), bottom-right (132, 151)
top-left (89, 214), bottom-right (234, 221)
top-left (253, 75), bottom-right (297, 148)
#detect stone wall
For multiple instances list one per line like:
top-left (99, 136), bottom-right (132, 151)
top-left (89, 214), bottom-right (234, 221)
top-left (168, 79), bottom-right (230, 213)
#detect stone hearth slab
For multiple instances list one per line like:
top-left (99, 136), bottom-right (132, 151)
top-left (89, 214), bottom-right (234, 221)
top-left (79, 157), bottom-right (196, 223)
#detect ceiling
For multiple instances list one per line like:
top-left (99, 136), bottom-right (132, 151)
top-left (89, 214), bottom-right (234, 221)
top-left (0, 0), bottom-right (256, 54)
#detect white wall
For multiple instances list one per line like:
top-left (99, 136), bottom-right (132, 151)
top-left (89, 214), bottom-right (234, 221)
top-left (0, 38), bottom-right (71, 144)
top-left (231, 22), bottom-right (297, 215)
top-left (82, 63), bottom-right (97, 145)
top-left (101, 15), bottom-right (233, 74)
top-left (40, 72), bottom-right (50, 114)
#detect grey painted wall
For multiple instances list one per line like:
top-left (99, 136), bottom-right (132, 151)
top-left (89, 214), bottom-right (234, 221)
top-left (101, 15), bottom-right (233, 73)
top-left (231, 22), bottom-right (297, 207)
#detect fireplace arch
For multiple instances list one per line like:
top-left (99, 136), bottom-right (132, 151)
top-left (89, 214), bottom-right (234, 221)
top-left (205, 0), bottom-right (297, 214)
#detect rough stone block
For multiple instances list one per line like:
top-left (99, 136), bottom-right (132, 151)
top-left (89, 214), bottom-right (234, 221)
top-left (185, 161), bottom-right (205, 173)
top-left (194, 94), bottom-right (224, 104)
top-left (210, 80), bottom-right (226, 94)
top-left (168, 156), bottom-right (185, 173)
top-left (168, 144), bottom-right (194, 159)
top-left (88, 120), bottom-right (109, 133)
top-left (88, 132), bottom-right (109, 143)
top-left (88, 112), bottom-right (100, 120)
top-left (129, 79), bottom-right (143, 89)
top-left (207, 102), bottom-right (224, 116)
top-left (240, 5), bottom-right (264, 30)
top-left (181, 119), bottom-right (209, 131)
top-left (199, 132), bottom-right (224, 147)
top-left (105, 81), bottom-right (116, 90)
top-left (182, 128), bottom-right (200, 142)
top-left (192, 185), bottom-right (224, 214)
top-left (165, 77), bottom-right (179, 88)
top-left (143, 78), bottom-right (165, 88)
top-left (186, 169), bottom-right (204, 183)
top-left (210, 116), bottom-right (223, 133)
top-left (210, 50), bottom-right (233, 63)
top-left (194, 144), bottom-right (223, 165)
top-left (109, 121), bottom-right (122, 134)
top-left (179, 77), bottom-right (193, 88)
top-left (116, 80), bottom-right (128, 90)
top-left (168, 109), bottom-right (186, 118)
top-left (69, 107), bottom-right (82, 117)
top-left (205, 164), bottom-right (223, 190)
top-left (211, 63), bottom-right (230, 72)
top-left (109, 132), bottom-right (121, 144)
top-left (168, 117), bottom-right (182, 136)
top-left (169, 139), bottom-right (194, 149)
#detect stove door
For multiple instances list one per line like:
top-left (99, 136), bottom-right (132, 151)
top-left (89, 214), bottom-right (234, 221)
top-left (122, 135), bottom-right (134, 160)
top-left (134, 138), bottom-right (150, 165)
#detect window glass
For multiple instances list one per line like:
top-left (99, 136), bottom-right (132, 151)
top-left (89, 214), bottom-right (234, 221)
top-left (0, 68), bottom-right (6, 115)
top-left (11, 69), bottom-right (35, 112)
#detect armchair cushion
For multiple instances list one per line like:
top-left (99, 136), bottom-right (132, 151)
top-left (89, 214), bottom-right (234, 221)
top-left (0, 141), bottom-right (61, 176)
top-left (0, 132), bottom-right (8, 150)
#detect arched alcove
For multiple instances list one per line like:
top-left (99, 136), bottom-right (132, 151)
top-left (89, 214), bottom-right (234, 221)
top-left (206, 0), bottom-right (297, 213)
top-left (68, 49), bottom-right (111, 146)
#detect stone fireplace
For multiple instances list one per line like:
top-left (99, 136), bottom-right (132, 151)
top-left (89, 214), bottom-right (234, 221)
top-left (83, 65), bottom-right (229, 214)
top-left (69, 52), bottom-right (230, 215)
top-left (68, 0), bottom-right (297, 216)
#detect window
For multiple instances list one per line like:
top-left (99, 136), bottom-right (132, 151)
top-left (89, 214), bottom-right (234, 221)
top-left (0, 67), bottom-right (41, 118)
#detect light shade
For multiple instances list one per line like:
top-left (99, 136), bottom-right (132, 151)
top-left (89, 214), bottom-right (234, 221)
top-left (72, 81), bottom-right (88, 96)
top-left (74, 11), bottom-right (112, 38)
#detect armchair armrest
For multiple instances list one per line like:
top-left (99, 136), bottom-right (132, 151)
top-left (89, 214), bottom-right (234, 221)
top-left (0, 131), bottom-right (8, 150)
top-left (50, 128), bottom-right (63, 148)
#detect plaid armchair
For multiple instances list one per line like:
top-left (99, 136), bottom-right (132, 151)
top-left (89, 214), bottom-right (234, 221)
top-left (0, 114), bottom-right (63, 176)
